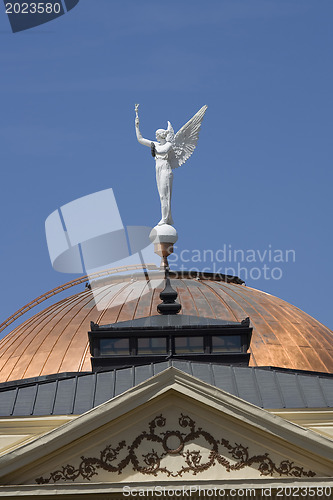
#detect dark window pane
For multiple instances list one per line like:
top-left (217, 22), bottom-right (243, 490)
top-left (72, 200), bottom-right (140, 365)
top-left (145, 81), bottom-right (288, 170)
top-left (175, 337), bottom-right (204, 354)
top-left (212, 335), bottom-right (242, 353)
top-left (137, 337), bottom-right (167, 354)
top-left (100, 338), bottom-right (129, 355)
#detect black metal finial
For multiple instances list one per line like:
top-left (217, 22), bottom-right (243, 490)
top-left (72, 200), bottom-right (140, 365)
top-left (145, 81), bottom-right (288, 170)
top-left (241, 317), bottom-right (250, 327)
top-left (157, 267), bottom-right (181, 315)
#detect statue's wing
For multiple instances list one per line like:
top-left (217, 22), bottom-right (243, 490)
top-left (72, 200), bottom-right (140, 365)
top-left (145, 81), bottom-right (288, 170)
top-left (171, 105), bottom-right (208, 169)
top-left (166, 121), bottom-right (179, 170)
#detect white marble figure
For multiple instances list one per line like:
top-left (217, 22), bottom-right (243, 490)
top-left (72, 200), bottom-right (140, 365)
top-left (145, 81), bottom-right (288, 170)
top-left (135, 104), bottom-right (207, 226)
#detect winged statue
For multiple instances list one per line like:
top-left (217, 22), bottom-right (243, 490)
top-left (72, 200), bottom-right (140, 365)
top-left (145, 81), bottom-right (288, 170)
top-left (135, 105), bottom-right (207, 226)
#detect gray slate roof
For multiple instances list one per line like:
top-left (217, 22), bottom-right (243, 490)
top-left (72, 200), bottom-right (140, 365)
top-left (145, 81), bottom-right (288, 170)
top-left (0, 362), bottom-right (332, 417)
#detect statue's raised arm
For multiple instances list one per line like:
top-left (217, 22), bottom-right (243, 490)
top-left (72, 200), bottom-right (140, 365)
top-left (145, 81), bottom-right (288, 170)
top-left (135, 103), bottom-right (152, 148)
top-left (134, 104), bottom-right (207, 226)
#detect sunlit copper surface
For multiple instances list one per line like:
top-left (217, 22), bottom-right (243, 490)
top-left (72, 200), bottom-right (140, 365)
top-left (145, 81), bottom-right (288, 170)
top-left (0, 274), bottom-right (332, 382)
top-left (0, 264), bottom-right (159, 335)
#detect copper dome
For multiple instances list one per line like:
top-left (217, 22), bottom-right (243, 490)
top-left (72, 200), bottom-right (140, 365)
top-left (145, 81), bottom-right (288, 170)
top-left (0, 272), bottom-right (332, 382)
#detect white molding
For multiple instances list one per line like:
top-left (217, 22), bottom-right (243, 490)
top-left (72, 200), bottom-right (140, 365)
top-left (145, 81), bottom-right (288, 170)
top-left (0, 478), bottom-right (332, 497)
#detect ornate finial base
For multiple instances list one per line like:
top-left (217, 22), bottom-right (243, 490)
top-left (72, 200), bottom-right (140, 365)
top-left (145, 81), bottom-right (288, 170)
top-left (149, 224), bottom-right (178, 269)
top-left (149, 224), bottom-right (181, 314)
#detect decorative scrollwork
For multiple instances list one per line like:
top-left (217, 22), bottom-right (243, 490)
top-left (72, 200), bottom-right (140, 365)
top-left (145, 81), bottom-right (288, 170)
top-left (35, 413), bottom-right (316, 484)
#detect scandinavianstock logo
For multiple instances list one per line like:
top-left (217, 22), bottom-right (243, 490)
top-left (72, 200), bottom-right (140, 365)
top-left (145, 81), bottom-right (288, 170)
top-left (45, 188), bottom-right (296, 309)
top-left (3, 0), bottom-right (80, 33)
top-left (45, 188), bottom-right (163, 310)
top-left (45, 189), bottom-right (295, 311)
top-left (169, 245), bottom-right (296, 282)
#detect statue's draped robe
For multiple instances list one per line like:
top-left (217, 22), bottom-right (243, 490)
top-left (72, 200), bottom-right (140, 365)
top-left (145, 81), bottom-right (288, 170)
top-left (155, 150), bottom-right (174, 225)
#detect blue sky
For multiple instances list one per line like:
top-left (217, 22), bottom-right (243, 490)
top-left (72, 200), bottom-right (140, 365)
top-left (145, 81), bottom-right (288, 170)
top-left (0, 0), bottom-right (332, 337)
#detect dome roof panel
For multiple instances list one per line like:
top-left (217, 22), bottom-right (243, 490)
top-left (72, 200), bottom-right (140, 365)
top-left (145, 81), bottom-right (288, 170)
top-left (0, 274), bottom-right (332, 382)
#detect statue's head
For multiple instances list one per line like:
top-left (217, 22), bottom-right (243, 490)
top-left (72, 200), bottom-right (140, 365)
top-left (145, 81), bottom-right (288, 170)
top-left (155, 129), bottom-right (167, 141)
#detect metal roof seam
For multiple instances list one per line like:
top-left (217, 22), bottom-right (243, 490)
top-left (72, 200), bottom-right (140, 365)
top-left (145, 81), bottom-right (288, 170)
top-left (209, 363), bottom-right (216, 387)
top-left (273, 370), bottom-right (286, 409)
top-left (30, 383), bottom-right (38, 416)
top-left (50, 379), bottom-right (59, 416)
top-left (294, 373), bottom-right (308, 408)
top-left (318, 377), bottom-right (330, 407)
top-left (201, 281), bottom-right (239, 321)
top-left (70, 376), bottom-right (79, 415)
top-left (230, 366), bottom-right (239, 398)
top-left (252, 368), bottom-right (264, 408)
top-left (91, 372), bottom-right (98, 410)
top-left (9, 386), bottom-right (19, 416)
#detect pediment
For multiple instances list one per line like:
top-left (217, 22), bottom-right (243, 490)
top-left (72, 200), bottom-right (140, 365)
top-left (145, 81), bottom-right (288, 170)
top-left (0, 368), bottom-right (332, 486)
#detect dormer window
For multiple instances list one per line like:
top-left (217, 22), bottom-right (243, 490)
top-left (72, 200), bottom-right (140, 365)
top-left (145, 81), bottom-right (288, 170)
top-left (212, 335), bottom-right (242, 353)
top-left (100, 338), bottom-right (130, 356)
top-left (137, 337), bottom-right (168, 355)
top-left (89, 316), bottom-right (252, 372)
top-left (175, 337), bottom-right (204, 354)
